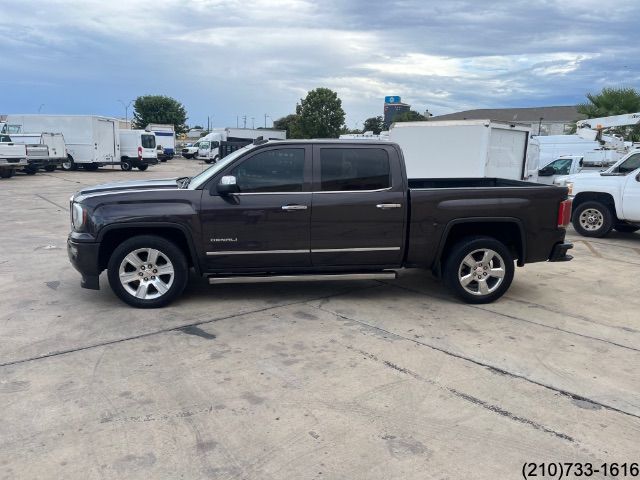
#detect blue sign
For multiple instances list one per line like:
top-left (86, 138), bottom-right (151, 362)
top-left (385, 96), bottom-right (401, 104)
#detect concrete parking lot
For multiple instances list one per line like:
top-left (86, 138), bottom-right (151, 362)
top-left (1, 159), bottom-right (639, 479)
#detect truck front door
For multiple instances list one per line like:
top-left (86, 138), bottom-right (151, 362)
top-left (200, 145), bottom-right (312, 270)
top-left (310, 145), bottom-right (406, 267)
top-left (622, 166), bottom-right (640, 222)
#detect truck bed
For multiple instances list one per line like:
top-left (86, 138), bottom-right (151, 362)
top-left (405, 177), bottom-right (569, 269)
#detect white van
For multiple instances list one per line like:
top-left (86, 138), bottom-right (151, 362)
top-left (118, 130), bottom-right (158, 171)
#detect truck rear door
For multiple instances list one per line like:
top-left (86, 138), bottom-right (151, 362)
top-left (310, 145), bottom-right (406, 267)
top-left (486, 127), bottom-right (528, 180)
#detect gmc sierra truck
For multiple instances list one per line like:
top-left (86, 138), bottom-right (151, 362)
top-left (68, 140), bottom-right (573, 308)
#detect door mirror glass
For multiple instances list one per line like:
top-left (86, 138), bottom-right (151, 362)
top-left (216, 175), bottom-right (239, 195)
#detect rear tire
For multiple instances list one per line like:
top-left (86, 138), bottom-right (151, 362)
top-left (0, 169), bottom-right (14, 179)
top-left (24, 165), bottom-right (38, 175)
top-left (83, 163), bottom-right (99, 171)
top-left (61, 155), bottom-right (78, 171)
top-left (44, 165), bottom-right (56, 172)
top-left (443, 236), bottom-right (515, 304)
top-left (120, 160), bottom-right (132, 171)
top-left (614, 224), bottom-right (640, 233)
top-left (107, 235), bottom-right (189, 308)
top-left (572, 201), bottom-right (614, 238)
top-left (137, 164), bottom-right (149, 171)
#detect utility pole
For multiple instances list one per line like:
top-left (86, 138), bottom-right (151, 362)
top-left (242, 116), bottom-right (247, 128)
top-left (118, 99), bottom-right (133, 127)
top-left (251, 117), bottom-right (255, 129)
top-left (264, 114), bottom-right (271, 128)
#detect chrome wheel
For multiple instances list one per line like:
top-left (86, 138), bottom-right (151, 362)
top-left (579, 208), bottom-right (604, 231)
top-left (118, 248), bottom-right (174, 300)
top-left (458, 248), bottom-right (506, 296)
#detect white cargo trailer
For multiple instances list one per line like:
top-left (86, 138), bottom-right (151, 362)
top-left (388, 120), bottom-right (531, 180)
top-left (5, 114), bottom-right (120, 171)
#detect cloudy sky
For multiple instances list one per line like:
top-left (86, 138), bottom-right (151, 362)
top-left (1, 0), bottom-right (638, 129)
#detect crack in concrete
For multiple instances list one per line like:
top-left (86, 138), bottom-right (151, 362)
top-left (313, 302), bottom-right (640, 421)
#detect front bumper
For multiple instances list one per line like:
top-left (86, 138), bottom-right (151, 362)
top-left (549, 242), bottom-right (573, 262)
top-left (67, 235), bottom-right (101, 289)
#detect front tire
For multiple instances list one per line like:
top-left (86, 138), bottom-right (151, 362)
top-left (572, 201), bottom-right (614, 237)
top-left (443, 236), bottom-right (515, 304)
top-left (107, 235), bottom-right (189, 308)
top-left (61, 155), bottom-right (78, 171)
top-left (24, 165), bottom-right (38, 175)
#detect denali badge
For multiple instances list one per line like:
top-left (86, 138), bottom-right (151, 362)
top-left (210, 238), bottom-right (238, 243)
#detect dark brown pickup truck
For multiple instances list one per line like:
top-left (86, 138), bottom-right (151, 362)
top-left (68, 139), bottom-right (573, 308)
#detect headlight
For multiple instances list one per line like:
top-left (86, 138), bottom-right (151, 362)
top-left (565, 181), bottom-right (574, 196)
top-left (72, 202), bottom-right (86, 230)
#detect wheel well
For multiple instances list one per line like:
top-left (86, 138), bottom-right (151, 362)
top-left (572, 192), bottom-right (617, 219)
top-left (98, 227), bottom-right (196, 272)
top-left (440, 222), bottom-right (523, 267)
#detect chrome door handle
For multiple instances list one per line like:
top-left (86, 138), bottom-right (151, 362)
top-left (282, 205), bottom-right (308, 211)
top-left (376, 203), bottom-right (402, 209)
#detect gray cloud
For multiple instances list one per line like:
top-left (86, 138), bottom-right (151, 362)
top-left (1, 0), bottom-right (638, 128)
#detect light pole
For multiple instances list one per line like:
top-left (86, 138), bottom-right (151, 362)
top-left (118, 99), bottom-right (134, 127)
top-left (264, 114), bottom-right (272, 128)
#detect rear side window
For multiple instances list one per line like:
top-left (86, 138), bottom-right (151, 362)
top-left (231, 148), bottom-right (305, 193)
top-left (319, 148), bottom-right (390, 191)
top-left (141, 135), bottom-right (156, 149)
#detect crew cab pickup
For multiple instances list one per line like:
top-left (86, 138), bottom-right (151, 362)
top-left (557, 150), bottom-right (640, 237)
top-left (68, 140), bottom-right (573, 308)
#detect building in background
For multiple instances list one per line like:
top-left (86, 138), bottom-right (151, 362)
top-left (383, 96), bottom-right (411, 128)
top-left (431, 106), bottom-right (586, 135)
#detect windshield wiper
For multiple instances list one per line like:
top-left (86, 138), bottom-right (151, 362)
top-left (176, 176), bottom-right (191, 188)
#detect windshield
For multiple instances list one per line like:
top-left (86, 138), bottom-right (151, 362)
top-left (188, 145), bottom-right (257, 189)
top-left (199, 141), bottom-right (210, 149)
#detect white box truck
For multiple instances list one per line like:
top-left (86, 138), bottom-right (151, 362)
top-left (196, 128), bottom-right (287, 163)
top-left (5, 115), bottom-right (120, 171)
top-left (146, 124), bottom-right (175, 160)
top-left (118, 129), bottom-right (158, 171)
top-left (388, 120), bottom-right (532, 180)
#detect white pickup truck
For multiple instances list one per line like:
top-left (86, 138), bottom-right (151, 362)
top-left (537, 155), bottom-right (615, 185)
top-left (0, 135), bottom-right (28, 178)
top-left (558, 150), bottom-right (640, 237)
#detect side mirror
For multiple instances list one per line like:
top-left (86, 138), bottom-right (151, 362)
top-left (216, 175), bottom-right (239, 195)
top-left (539, 166), bottom-right (554, 176)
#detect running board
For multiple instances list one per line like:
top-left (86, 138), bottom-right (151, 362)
top-left (208, 271), bottom-right (397, 285)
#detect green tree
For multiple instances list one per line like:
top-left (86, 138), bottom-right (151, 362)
top-left (362, 116), bottom-right (384, 134)
top-left (577, 87), bottom-right (640, 141)
top-left (132, 95), bottom-right (188, 134)
top-left (295, 88), bottom-right (346, 138)
top-left (192, 125), bottom-right (203, 129)
top-left (339, 125), bottom-right (361, 135)
top-left (273, 113), bottom-right (302, 138)
top-left (392, 110), bottom-right (428, 123)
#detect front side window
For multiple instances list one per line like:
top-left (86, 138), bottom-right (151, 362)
top-left (616, 153), bottom-right (640, 174)
top-left (141, 135), bottom-right (156, 149)
top-left (231, 148), bottom-right (305, 193)
top-left (548, 158), bottom-right (572, 175)
top-left (320, 148), bottom-right (390, 191)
